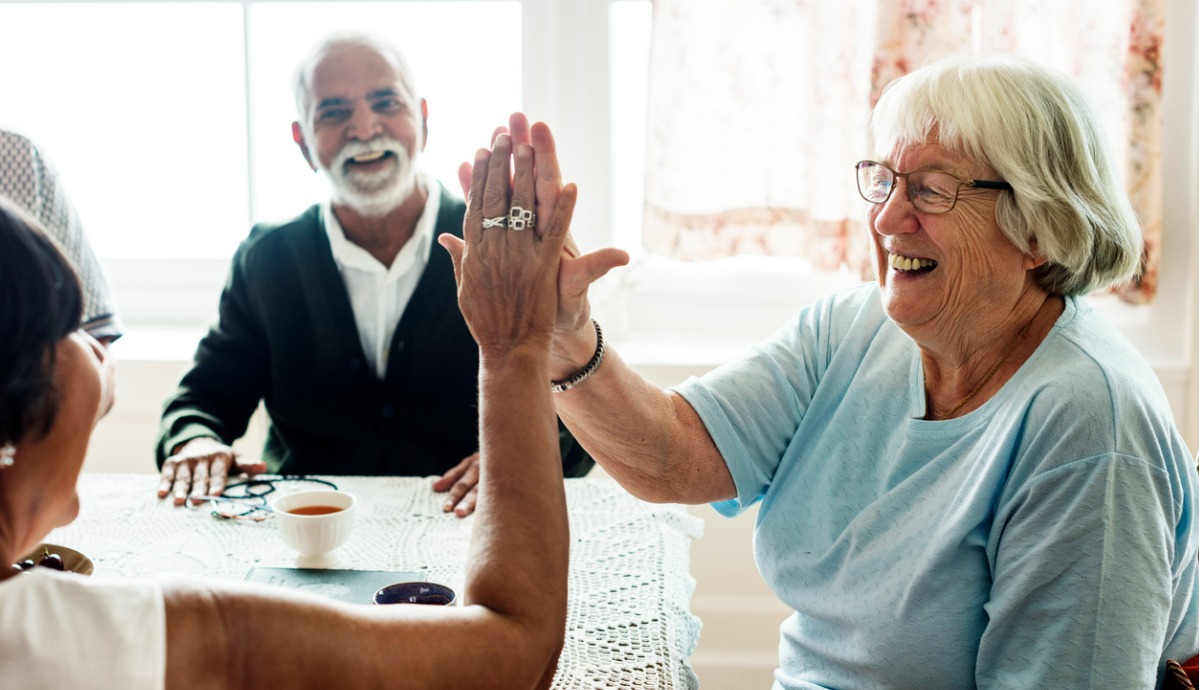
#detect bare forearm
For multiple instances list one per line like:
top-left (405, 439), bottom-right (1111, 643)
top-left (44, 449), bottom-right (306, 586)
top-left (465, 348), bottom-right (568, 637)
top-left (553, 344), bottom-right (734, 504)
top-left (162, 350), bottom-right (568, 689)
top-left (165, 580), bottom-right (553, 690)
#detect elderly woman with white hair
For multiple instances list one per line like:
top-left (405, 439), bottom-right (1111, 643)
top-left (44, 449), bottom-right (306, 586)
top-left (504, 55), bottom-right (1198, 687)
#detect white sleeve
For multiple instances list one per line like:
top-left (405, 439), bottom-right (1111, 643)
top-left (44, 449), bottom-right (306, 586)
top-left (0, 569), bottom-right (166, 690)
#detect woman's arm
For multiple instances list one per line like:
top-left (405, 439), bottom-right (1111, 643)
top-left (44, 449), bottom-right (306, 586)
top-left (163, 349), bottom-right (565, 690)
top-left (163, 123), bottom-right (571, 690)
top-left (502, 113), bottom-right (733, 505)
top-left (550, 327), bottom-right (735, 505)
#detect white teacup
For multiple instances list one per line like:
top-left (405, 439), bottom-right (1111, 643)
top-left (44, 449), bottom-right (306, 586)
top-left (271, 489), bottom-right (356, 559)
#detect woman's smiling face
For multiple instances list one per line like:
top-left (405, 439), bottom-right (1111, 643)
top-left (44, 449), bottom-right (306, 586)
top-left (868, 139), bottom-right (1034, 340)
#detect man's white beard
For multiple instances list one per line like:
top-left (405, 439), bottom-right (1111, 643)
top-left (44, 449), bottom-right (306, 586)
top-left (321, 136), bottom-right (418, 217)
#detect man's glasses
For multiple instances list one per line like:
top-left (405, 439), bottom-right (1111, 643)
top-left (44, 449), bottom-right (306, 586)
top-left (188, 476), bottom-right (340, 521)
top-left (854, 160), bottom-right (1012, 214)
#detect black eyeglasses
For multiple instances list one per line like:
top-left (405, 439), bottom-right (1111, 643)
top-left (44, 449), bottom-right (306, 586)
top-left (188, 476), bottom-right (340, 521)
top-left (854, 160), bottom-right (1012, 214)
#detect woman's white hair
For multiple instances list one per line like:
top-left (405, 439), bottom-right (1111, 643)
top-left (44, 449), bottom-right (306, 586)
top-left (870, 54), bottom-right (1142, 296)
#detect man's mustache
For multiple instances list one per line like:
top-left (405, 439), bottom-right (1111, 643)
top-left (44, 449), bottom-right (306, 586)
top-left (333, 138), bottom-right (407, 172)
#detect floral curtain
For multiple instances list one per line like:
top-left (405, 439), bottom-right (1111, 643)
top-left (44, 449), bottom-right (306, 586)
top-left (641, 0), bottom-right (877, 270)
top-left (643, 0), bottom-right (1165, 302)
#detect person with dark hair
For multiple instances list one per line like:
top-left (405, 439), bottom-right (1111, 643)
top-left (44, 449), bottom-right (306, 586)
top-left (154, 33), bottom-right (591, 514)
top-left (0, 129), bottom-right (121, 343)
top-left (0, 199), bottom-right (94, 455)
top-left (0, 121), bottom-right (575, 687)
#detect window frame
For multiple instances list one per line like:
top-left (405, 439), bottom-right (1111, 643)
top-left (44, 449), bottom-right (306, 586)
top-left (0, 0), bottom-right (617, 347)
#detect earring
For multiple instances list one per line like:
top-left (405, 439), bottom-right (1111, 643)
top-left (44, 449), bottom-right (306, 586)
top-left (0, 442), bottom-right (15, 468)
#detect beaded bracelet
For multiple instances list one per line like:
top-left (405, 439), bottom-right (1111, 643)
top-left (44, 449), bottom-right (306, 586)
top-left (551, 320), bottom-right (605, 393)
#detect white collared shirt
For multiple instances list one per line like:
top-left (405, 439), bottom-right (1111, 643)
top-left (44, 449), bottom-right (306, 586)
top-left (323, 171), bottom-right (441, 379)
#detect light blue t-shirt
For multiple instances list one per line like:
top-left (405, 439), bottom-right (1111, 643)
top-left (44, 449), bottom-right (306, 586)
top-left (675, 284), bottom-right (1198, 689)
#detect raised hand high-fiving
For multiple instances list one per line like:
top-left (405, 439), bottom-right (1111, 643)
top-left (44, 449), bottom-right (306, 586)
top-left (454, 113), bottom-right (629, 376)
top-left (439, 121), bottom-right (575, 359)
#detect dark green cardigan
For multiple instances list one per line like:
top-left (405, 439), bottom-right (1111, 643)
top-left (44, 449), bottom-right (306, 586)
top-left (156, 188), bottom-right (592, 478)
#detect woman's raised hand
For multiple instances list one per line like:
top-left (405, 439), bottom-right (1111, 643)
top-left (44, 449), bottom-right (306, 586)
top-left (455, 114), bottom-right (630, 374)
top-left (440, 121), bottom-right (575, 357)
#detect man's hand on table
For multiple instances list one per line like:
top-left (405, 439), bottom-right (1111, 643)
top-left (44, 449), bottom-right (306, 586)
top-left (432, 452), bottom-right (480, 518)
top-left (157, 437), bottom-right (267, 506)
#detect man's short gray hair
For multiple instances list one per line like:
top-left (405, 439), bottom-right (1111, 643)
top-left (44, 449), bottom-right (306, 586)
top-left (870, 54), bottom-right (1142, 296)
top-left (292, 32), bottom-right (420, 132)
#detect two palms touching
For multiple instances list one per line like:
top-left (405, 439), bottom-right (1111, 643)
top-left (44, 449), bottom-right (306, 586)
top-left (443, 113), bottom-right (629, 366)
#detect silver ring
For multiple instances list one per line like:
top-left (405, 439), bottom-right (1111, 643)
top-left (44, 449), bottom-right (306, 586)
top-left (481, 216), bottom-right (508, 229)
top-left (508, 206), bottom-right (536, 232)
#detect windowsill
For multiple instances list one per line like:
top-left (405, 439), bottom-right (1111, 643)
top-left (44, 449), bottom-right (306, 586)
top-left (111, 265), bottom-right (1192, 376)
top-left (108, 325), bottom-right (208, 363)
top-left (597, 255), bottom-right (1194, 374)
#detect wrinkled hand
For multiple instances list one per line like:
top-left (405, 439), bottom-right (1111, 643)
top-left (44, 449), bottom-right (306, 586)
top-left (432, 452), bottom-right (480, 518)
top-left (441, 117), bottom-right (576, 357)
top-left (456, 114), bottom-right (629, 370)
top-left (157, 437), bottom-right (266, 506)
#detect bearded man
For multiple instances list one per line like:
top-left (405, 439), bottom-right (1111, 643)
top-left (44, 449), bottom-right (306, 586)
top-left (154, 33), bottom-right (592, 515)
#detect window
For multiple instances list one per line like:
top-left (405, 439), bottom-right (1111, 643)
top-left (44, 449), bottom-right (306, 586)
top-left (0, 1), bottom-right (520, 260)
top-left (0, 2), bottom-right (250, 259)
top-left (609, 0), bottom-right (652, 252)
top-left (244, 2), bottom-right (521, 226)
top-left (0, 0), bottom-right (655, 342)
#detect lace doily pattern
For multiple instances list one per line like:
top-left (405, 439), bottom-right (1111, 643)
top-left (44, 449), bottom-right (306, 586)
top-left (49, 474), bottom-right (704, 689)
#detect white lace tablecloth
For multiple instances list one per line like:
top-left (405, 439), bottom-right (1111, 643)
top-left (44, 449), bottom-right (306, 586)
top-left (49, 474), bottom-right (704, 689)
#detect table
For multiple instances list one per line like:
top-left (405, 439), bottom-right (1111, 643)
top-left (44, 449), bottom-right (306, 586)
top-left (48, 474), bottom-right (705, 690)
